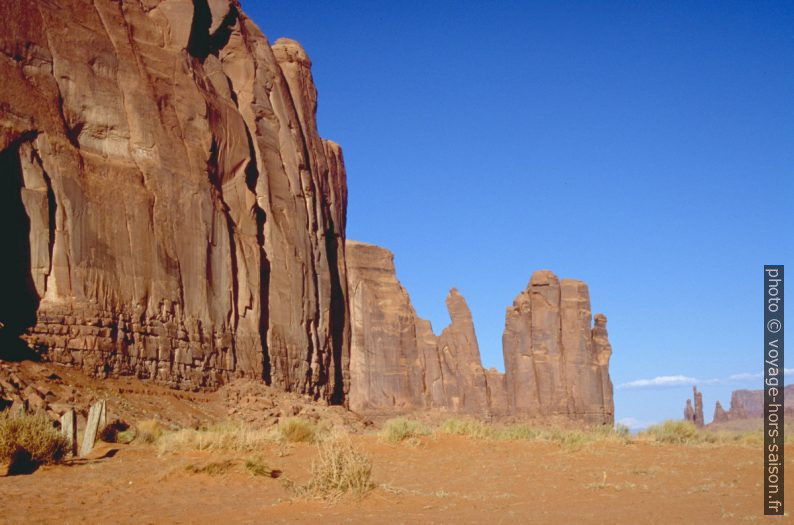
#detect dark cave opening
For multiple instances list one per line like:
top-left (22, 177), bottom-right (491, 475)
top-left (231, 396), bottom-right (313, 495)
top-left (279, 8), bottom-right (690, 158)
top-left (0, 137), bottom-right (41, 360)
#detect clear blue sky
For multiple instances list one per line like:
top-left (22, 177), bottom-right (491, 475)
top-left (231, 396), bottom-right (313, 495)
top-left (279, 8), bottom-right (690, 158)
top-left (243, 1), bottom-right (793, 428)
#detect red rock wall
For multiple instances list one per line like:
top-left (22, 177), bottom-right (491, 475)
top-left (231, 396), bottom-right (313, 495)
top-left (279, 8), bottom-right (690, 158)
top-left (346, 241), bottom-right (614, 423)
top-left (0, 0), bottom-right (349, 399)
top-left (502, 271), bottom-right (614, 424)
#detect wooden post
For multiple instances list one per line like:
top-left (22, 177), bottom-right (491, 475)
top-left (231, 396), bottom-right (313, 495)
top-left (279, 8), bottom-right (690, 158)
top-left (79, 400), bottom-right (106, 457)
top-left (60, 409), bottom-right (78, 456)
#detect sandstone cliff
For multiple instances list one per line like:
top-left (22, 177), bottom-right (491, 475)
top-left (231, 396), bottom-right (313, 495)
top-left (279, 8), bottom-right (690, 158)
top-left (346, 241), bottom-right (494, 415)
top-left (1, 1), bottom-right (615, 422)
top-left (346, 241), bottom-right (614, 423)
top-left (0, 0), bottom-right (349, 399)
top-left (502, 272), bottom-right (614, 424)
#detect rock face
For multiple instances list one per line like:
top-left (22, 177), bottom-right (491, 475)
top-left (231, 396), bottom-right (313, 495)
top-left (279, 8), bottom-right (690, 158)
top-left (437, 289), bottom-right (490, 413)
top-left (683, 386), bottom-right (704, 427)
top-left (346, 242), bottom-right (494, 415)
top-left (1, 1), bottom-right (615, 421)
top-left (346, 241), bottom-right (614, 423)
top-left (346, 241), bottom-right (426, 413)
top-left (0, 0), bottom-right (349, 399)
top-left (502, 272), bottom-right (614, 424)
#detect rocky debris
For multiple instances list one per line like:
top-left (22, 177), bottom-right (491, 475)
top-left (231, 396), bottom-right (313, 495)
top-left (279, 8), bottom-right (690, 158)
top-left (502, 271), bottom-right (614, 424)
top-left (1, 360), bottom-right (366, 435)
top-left (0, 0), bottom-right (348, 400)
top-left (683, 386), bottom-right (704, 427)
top-left (217, 380), bottom-right (365, 431)
top-left (0, 361), bottom-right (62, 421)
top-left (346, 241), bottom-right (614, 423)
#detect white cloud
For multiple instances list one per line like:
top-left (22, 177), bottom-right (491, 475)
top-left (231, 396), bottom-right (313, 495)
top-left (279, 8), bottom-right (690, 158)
top-left (618, 368), bottom-right (794, 390)
top-left (618, 375), bottom-right (698, 389)
top-left (724, 372), bottom-right (761, 381)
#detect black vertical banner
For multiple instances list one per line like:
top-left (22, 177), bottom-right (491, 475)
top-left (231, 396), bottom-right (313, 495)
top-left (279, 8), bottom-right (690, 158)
top-left (764, 265), bottom-right (784, 515)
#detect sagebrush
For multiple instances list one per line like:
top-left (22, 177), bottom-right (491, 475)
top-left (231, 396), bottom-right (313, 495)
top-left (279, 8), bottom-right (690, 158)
top-left (0, 411), bottom-right (69, 471)
top-left (379, 418), bottom-right (432, 444)
top-left (157, 421), bottom-right (278, 454)
top-left (297, 436), bottom-right (374, 501)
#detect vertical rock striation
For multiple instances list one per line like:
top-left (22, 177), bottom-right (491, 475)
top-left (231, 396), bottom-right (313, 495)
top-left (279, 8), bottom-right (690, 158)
top-left (346, 241), bottom-right (426, 413)
top-left (346, 242), bottom-right (614, 423)
top-left (502, 271), bottom-right (614, 424)
top-left (1, 1), bottom-right (614, 422)
top-left (437, 289), bottom-right (490, 414)
top-left (0, 0), bottom-right (348, 399)
top-left (346, 242), bottom-right (494, 415)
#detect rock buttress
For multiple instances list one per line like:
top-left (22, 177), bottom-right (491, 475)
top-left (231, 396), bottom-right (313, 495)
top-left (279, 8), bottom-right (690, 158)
top-left (502, 271), bottom-right (614, 424)
top-left (0, 0), bottom-right (349, 399)
top-left (346, 242), bottom-right (611, 422)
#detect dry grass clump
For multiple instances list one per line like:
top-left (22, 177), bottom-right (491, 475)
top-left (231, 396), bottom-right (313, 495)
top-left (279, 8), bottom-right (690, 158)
top-left (640, 420), bottom-right (699, 444)
top-left (278, 418), bottom-right (319, 443)
top-left (435, 418), bottom-right (629, 448)
top-left (0, 411), bottom-right (69, 473)
top-left (297, 436), bottom-right (374, 501)
top-left (379, 417), bottom-right (432, 444)
top-left (134, 419), bottom-right (165, 444)
top-left (437, 417), bottom-right (495, 439)
top-left (157, 421), bottom-right (277, 454)
top-left (151, 418), bottom-right (328, 454)
top-left (639, 420), bottom-right (789, 446)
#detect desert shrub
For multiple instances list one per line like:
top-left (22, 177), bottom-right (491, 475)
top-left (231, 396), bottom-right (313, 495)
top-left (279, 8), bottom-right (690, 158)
top-left (135, 419), bottom-right (164, 444)
top-left (724, 431), bottom-right (764, 446)
top-left (435, 419), bottom-right (628, 448)
top-left (98, 419), bottom-right (130, 443)
top-left (298, 436), bottom-right (374, 501)
top-left (496, 424), bottom-right (542, 440)
top-left (157, 421), bottom-right (277, 454)
top-left (640, 422), bottom-right (789, 447)
top-left (436, 417), bottom-right (495, 439)
top-left (379, 418), bottom-right (432, 444)
top-left (116, 428), bottom-right (136, 444)
top-left (278, 418), bottom-right (319, 443)
top-left (640, 420), bottom-right (700, 444)
top-left (614, 423), bottom-right (631, 437)
top-left (0, 411), bottom-right (69, 473)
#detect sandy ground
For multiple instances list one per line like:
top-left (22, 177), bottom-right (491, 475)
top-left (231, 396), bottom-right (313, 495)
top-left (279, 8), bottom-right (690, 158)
top-left (1, 435), bottom-right (789, 524)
